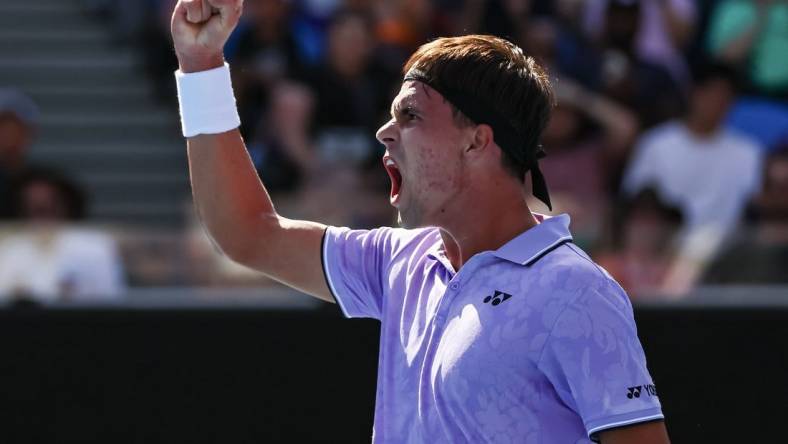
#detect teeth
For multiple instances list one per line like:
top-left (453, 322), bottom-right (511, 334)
top-left (385, 159), bottom-right (396, 167)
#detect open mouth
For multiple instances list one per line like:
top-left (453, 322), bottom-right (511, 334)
top-left (382, 155), bottom-right (402, 204)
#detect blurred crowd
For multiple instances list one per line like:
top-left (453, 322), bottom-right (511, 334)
top-left (1, 0), bottom-right (787, 303)
top-left (0, 90), bottom-right (125, 302)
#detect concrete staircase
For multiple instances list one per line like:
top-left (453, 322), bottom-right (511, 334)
top-left (0, 0), bottom-right (190, 226)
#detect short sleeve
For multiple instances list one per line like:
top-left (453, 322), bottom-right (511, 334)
top-left (537, 280), bottom-right (663, 441)
top-left (322, 226), bottom-right (395, 320)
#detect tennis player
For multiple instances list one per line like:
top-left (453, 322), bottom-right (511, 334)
top-left (171, 1), bottom-right (670, 442)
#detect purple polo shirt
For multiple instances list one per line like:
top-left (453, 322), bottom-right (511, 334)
top-left (322, 214), bottom-right (663, 443)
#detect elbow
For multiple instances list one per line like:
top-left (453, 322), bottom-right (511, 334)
top-left (207, 213), bottom-right (280, 267)
top-left (219, 240), bottom-right (255, 267)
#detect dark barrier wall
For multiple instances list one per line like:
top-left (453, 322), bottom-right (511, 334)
top-left (0, 305), bottom-right (786, 443)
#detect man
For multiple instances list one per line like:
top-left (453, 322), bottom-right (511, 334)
top-left (171, 1), bottom-right (670, 442)
top-left (622, 63), bottom-right (763, 295)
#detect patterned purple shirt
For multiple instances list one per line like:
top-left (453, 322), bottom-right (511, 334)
top-left (322, 214), bottom-right (663, 443)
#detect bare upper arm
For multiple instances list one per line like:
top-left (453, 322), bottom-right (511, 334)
top-left (598, 420), bottom-right (670, 444)
top-left (232, 216), bottom-right (334, 303)
top-left (186, 130), bottom-right (334, 304)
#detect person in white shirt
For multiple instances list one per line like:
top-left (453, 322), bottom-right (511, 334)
top-left (621, 63), bottom-right (764, 296)
top-left (0, 168), bottom-right (125, 303)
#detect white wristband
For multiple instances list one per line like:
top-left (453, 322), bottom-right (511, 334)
top-left (175, 62), bottom-right (241, 138)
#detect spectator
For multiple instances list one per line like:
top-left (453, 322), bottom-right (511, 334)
top-left (703, 143), bottom-right (788, 284)
top-left (537, 78), bottom-right (638, 245)
top-left (0, 89), bottom-right (39, 219)
top-left (0, 168), bottom-right (125, 304)
top-left (465, 0), bottom-right (533, 39)
top-left (752, 143), bottom-right (788, 223)
top-left (594, 0), bottom-right (686, 128)
top-left (596, 189), bottom-right (684, 298)
top-left (231, 0), bottom-right (307, 140)
top-left (518, 17), bottom-right (561, 72)
top-left (306, 10), bottom-right (392, 166)
top-left (246, 81), bottom-right (317, 194)
top-left (233, 11), bottom-right (397, 229)
top-left (518, 16), bottom-right (603, 91)
top-left (375, 0), bottom-right (443, 73)
top-left (706, 0), bottom-right (788, 96)
top-left (621, 63), bottom-right (764, 295)
top-left (583, 0), bottom-right (697, 89)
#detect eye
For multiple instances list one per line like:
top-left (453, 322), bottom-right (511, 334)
top-left (391, 104), bottom-right (420, 124)
top-left (402, 107), bottom-right (418, 121)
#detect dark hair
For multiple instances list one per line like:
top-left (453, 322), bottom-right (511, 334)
top-left (402, 35), bottom-right (555, 179)
top-left (621, 188), bottom-right (683, 224)
top-left (692, 62), bottom-right (741, 92)
top-left (609, 187), bottom-right (683, 249)
top-left (12, 166), bottom-right (87, 220)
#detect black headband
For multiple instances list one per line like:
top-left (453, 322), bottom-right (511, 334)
top-left (403, 70), bottom-right (552, 211)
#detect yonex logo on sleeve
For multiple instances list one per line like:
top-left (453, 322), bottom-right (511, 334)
top-left (483, 290), bottom-right (512, 306)
top-left (627, 384), bottom-right (657, 399)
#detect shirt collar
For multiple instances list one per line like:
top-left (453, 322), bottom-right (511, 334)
top-left (493, 213), bottom-right (572, 266)
top-left (426, 213), bottom-right (573, 267)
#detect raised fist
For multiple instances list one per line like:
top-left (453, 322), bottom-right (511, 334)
top-left (171, 0), bottom-right (243, 72)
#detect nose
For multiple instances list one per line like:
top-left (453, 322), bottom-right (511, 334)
top-left (376, 118), bottom-right (398, 147)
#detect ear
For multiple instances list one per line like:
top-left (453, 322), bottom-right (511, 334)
top-left (464, 123), bottom-right (494, 157)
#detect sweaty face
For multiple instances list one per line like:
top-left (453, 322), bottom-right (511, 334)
top-left (376, 81), bottom-right (472, 228)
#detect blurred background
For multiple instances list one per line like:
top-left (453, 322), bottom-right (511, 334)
top-left (0, 0), bottom-right (786, 305)
top-left (0, 0), bottom-right (786, 442)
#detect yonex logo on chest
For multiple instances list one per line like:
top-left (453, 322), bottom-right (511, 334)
top-left (483, 290), bottom-right (513, 306)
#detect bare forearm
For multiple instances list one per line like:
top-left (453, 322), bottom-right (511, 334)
top-left (186, 122), bottom-right (330, 301)
top-left (187, 130), bottom-right (278, 260)
top-left (172, 0), bottom-right (332, 301)
top-left (586, 95), bottom-right (638, 153)
top-left (560, 80), bottom-right (637, 153)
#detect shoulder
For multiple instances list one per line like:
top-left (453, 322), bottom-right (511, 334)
top-left (532, 242), bottom-right (632, 323)
top-left (537, 243), bottom-right (620, 291)
top-left (531, 244), bottom-right (638, 363)
top-left (636, 121), bottom-right (685, 150)
top-left (720, 128), bottom-right (764, 158)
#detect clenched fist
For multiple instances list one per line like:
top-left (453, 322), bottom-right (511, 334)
top-left (171, 0), bottom-right (243, 73)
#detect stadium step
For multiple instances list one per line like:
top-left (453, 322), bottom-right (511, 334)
top-left (30, 143), bottom-right (187, 175)
top-left (2, 0), bottom-right (190, 227)
top-left (0, 3), bottom-right (104, 33)
top-left (0, 30), bottom-right (111, 55)
top-left (25, 86), bottom-right (162, 114)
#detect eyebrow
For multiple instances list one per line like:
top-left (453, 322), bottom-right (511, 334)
top-left (391, 99), bottom-right (419, 119)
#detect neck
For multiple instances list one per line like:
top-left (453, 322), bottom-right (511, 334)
top-left (685, 115), bottom-right (720, 137)
top-left (437, 186), bottom-right (538, 271)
